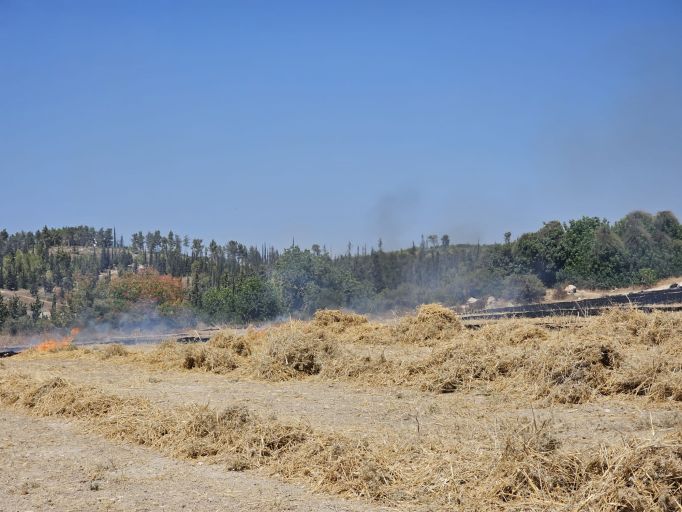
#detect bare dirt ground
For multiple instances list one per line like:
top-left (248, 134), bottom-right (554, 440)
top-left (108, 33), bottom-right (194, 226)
top-left (1, 306), bottom-right (681, 511)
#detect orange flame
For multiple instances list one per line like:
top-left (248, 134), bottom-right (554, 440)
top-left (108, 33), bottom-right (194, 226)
top-left (35, 327), bottom-right (80, 352)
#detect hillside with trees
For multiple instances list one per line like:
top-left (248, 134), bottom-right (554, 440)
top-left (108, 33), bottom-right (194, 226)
top-left (1, 210), bottom-right (681, 334)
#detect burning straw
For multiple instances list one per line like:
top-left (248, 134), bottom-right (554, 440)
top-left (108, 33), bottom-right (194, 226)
top-left (32, 327), bottom-right (81, 352)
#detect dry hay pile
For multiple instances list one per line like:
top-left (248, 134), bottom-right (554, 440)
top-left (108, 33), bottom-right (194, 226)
top-left (577, 437), bottom-right (682, 512)
top-left (144, 339), bottom-right (193, 369)
top-left (305, 305), bottom-right (464, 347)
top-left (304, 307), bottom-right (681, 403)
top-left (128, 324), bottom-right (346, 381)
top-left (609, 350), bottom-right (682, 402)
top-left (393, 304), bottom-right (463, 345)
top-left (206, 329), bottom-right (261, 356)
top-left (142, 330), bottom-right (263, 375)
top-left (145, 340), bottom-right (240, 374)
top-left (0, 373), bottom-right (307, 468)
top-left (516, 341), bottom-right (621, 404)
top-left (256, 315), bottom-right (402, 382)
top-left (587, 308), bottom-right (682, 346)
top-left (400, 310), bottom-right (681, 404)
top-left (486, 419), bottom-right (682, 511)
top-left (0, 375), bottom-right (147, 420)
top-left (585, 309), bottom-right (682, 402)
top-left (477, 320), bottom-right (550, 346)
top-left (255, 321), bottom-right (339, 380)
top-left (404, 338), bottom-right (518, 393)
top-left (311, 309), bottom-right (390, 344)
top-left (312, 309), bottom-right (368, 330)
top-left (181, 345), bottom-right (241, 374)
top-left (319, 348), bottom-right (403, 384)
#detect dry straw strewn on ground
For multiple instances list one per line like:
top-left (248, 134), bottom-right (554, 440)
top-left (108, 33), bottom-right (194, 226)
top-left (0, 372), bottom-right (680, 510)
top-left (0, 373), bottom-right (467, 504)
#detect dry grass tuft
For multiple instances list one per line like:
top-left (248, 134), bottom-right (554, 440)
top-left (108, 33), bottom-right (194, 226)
top-left (99, 343), bottom-right (129, 359)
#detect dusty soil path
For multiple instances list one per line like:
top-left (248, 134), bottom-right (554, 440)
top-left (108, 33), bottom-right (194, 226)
top-left (0, 408), bottom-right (390, 512)
top-left (3, 356), bottom-right (677, 449)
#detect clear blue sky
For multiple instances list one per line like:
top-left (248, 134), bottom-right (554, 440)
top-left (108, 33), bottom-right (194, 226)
top-left (1, 1), bottom-right (681, 251)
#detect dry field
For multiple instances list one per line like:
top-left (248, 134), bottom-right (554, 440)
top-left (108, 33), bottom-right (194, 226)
top-left (1, 306), bottom-right (681, 511)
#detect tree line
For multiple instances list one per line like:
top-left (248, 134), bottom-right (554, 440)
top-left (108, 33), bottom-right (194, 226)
top-left (1, 210), bottom-right (681, 333)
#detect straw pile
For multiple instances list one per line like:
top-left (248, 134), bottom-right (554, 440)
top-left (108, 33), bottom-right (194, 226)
top-left (477, 320), bottom-right (550, 346)
top-left (587, 308), bottom-right (682, 346)
top-left (310, 309), bottom-right (390, 344)
top-left (312, 309), bottom-right (368, 330)
top-left (206, 329), bottom-right (258, 356)
top-left (144, 340), bottom-right (240, 374)
top-left (393, 304), bottom-right (463, 345)
top-left (487, 418), bottom-right (682, 512)
top-left (405, 338), bottom-right (517, 393)
top-left (485, 419), bottom-right (682, 510)
top-left (398, 315), bottom-right (680, 404)
top-left (255, 322), bottom-right (339, 380)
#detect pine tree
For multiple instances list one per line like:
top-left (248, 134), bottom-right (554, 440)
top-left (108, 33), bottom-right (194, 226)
top-left (5, 258), bottom-right (17, 291)
top-left (189, 265), bottom-right (202, 308)
top-left (30, 293), bottom-right (42, 322)
top-left (50, 293), bottom-right (58, 322)
top-left (30, 277), bottom-right (39, 296)
top-left (0, 295), bottom-right (7, 331)
top-left (8, 296), bottom-right (25, 319)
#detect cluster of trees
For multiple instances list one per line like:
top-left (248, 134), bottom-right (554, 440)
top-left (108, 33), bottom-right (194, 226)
top-left (511, 211), bottom-right (682, 288)
top-left (1, 210), bottom-right (681, 333)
